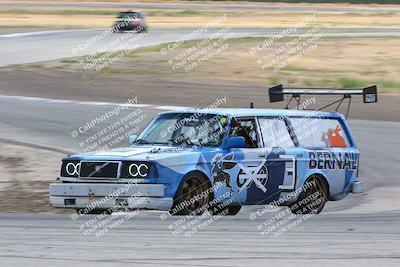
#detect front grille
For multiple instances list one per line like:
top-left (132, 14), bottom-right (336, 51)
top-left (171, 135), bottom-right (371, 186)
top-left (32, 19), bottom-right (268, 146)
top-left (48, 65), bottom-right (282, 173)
top-left (79, 161), bottom-right (119, 179)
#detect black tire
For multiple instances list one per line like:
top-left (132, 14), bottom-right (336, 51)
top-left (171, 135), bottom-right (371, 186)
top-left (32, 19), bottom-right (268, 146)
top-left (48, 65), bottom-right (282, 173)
top-left (209, 204), bottom-right (241, 216)
top-left (135, 26), bottom-right (146, 33)
top-left (290, 175), bottom-right (328, 214)
top-left (170, 173), bottom-right (211, 216)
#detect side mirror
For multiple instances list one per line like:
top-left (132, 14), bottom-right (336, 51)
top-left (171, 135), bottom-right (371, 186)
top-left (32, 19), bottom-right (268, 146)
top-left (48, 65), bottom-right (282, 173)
top-left (226, 136), bottom-right (246, 149)
top-left (129, 134), bottom-right (138, 145)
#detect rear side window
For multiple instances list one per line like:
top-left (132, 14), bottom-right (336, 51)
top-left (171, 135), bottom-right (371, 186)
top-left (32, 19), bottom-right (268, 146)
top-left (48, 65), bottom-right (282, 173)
top-left (290, 117), bottom-right (350, 148)
top-left (258, 117), bottom-right (294, 148)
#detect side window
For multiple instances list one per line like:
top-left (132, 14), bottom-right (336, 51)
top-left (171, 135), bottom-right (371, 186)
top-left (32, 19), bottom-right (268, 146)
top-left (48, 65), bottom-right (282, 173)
top-left (290, 117), bottom-right (350, 148)
top-left (258, 117), bottom-right (294, 148)
top-left (229, 118), bottom-right (259, 148)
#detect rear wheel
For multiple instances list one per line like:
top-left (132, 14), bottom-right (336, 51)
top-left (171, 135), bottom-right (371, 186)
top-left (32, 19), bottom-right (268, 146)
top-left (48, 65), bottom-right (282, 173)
top-left (290, 175), bottom-right (328, 214)
top-left (170, 173), bottom-right (211, 216)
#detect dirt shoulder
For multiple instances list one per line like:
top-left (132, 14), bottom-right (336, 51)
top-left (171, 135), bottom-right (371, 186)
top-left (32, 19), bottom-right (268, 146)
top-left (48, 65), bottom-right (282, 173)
top-left (0, 142), bottom-right (67, 213)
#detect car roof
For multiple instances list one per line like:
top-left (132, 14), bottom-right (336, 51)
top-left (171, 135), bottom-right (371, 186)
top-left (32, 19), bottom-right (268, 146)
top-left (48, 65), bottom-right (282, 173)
top-left (159, 108), bottom-right (343, 118)
top-left (119, 11), bottom-right (142, 15)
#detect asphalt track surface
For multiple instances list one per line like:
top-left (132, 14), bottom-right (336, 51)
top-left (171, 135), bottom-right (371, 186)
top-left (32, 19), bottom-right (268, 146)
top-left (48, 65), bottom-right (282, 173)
top-left (0, 20), bottom-right (400, 265)
top-left (2, 28), bottom-right (400, 67)
top-left (0, 28), bottom-right (265, 66)
top-left (0, 212), bottom-right (399, 267)
top-left (0, 96), bottom-right (399, 266)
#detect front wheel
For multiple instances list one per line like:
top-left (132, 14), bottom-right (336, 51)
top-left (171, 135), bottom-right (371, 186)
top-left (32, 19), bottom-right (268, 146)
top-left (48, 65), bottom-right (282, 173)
top-left (290, 175), bottom-right (328, 214)
top-left (170, 173), bottom-right (211, 216)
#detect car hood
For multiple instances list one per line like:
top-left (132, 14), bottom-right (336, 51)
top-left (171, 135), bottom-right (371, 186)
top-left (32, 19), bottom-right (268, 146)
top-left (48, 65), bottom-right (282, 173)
top-left (68, 145), bottom-right (204, 161)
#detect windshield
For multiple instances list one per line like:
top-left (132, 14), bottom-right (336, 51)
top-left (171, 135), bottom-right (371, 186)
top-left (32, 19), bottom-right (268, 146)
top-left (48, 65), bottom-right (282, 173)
top-left (118, 12), bottom-right (143, 19)
top-left (135, 113), bottom-right (229, 147)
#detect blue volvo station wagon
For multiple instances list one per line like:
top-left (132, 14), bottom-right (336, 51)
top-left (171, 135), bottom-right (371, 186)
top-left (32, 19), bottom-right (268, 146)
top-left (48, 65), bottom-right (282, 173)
top-left (49, 85), bottom-right (377, 215)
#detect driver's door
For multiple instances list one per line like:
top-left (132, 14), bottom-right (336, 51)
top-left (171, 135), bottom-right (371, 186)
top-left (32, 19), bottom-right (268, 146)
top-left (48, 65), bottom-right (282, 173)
top-left (223, 117), bottom-right (270, 204)
top-left (212, 116), bottom-right (298, 205)
top-left (245, 116), bottom-right (299, 204)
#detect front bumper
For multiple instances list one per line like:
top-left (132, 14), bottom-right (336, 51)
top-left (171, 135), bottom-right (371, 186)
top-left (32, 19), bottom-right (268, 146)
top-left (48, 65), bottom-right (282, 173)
top-left (49, 183), bottom-right (173, 211)
top-left (351, 180), bottom-right (364, 194)
top-left (114, 23), bottom-right (146, 31)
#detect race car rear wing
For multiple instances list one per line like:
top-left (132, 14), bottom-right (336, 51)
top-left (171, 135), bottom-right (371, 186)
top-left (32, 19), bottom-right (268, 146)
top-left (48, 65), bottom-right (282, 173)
top-left (268, 84), bottom-right (378, 118)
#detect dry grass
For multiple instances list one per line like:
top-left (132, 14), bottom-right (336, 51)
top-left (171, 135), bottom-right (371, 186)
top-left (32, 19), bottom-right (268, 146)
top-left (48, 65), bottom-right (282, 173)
top-left (173, 37), bottom-right (400, 91)
top-left (17, 36), bottom-right (400, 92)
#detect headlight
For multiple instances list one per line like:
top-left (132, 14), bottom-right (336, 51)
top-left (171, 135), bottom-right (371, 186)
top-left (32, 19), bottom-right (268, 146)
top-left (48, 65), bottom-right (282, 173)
top-left (61, 160), bottom-right (80, 177)
top-left (120, 161), bottom-right (156, 179)
top-left (128, 163), bottom-right (148, 177)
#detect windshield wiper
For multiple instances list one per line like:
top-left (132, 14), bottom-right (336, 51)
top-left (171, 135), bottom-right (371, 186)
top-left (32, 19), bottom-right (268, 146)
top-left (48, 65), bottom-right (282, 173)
top-left (168, 139), bottom-right (184, 145)
top-left (151, 142), bottom-right (170, 145)
top-left (135, 139), bottom-right (170, 145)
top-left (168, 139), bottom-right (201, 147)
top-left (135, 138), bottom-right (151, 144)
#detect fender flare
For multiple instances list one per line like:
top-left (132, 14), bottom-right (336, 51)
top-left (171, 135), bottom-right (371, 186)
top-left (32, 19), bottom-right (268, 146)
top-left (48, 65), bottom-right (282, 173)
top-left (304, 173), bottom-right (331, 201)
top-left (173, 170), bottom-right (214, 202)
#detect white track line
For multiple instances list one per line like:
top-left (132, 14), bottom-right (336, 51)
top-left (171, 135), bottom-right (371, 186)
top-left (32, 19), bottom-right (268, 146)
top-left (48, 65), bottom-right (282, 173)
top-left (0, 29), bottom-right (97, 38)
top-left (0, 94), bottom-right (187, 110)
